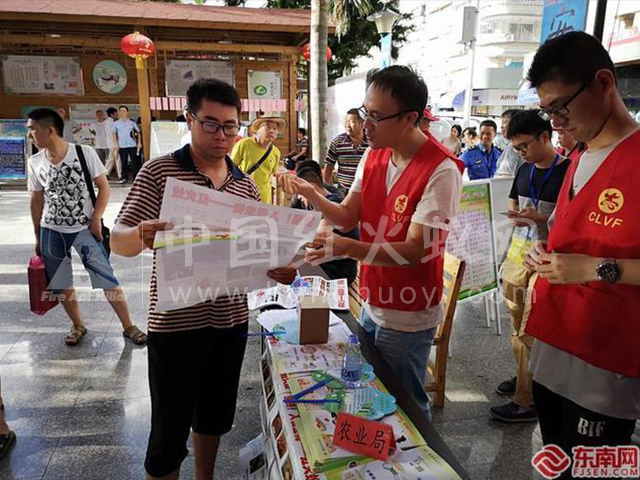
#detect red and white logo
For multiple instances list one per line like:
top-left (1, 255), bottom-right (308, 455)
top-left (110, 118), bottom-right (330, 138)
top-left (572, 445), bottom-right (639, 478)
top-left (532, 445), bottom-right (571, 479)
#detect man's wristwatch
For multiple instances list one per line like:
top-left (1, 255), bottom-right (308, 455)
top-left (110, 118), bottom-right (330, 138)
top-left (595, 258), bottom-right (621, 284)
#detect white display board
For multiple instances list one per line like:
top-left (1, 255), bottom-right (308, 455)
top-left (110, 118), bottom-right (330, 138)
top-left (149, 121), bottom-right (190, 159)
top-left (446, 180), bottom-right (498, 300)
top-left (248, 70), bottom-right (282, 120)
top-left (489, 176), bottom-right (516, 264)
top-left (2, 55), bottom-right (84, 95)
top-left (165, 60), bottom-right (234, 97)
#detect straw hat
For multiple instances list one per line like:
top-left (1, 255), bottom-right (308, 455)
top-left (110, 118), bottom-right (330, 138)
top-left (251, 113), bottom-right (287, 131)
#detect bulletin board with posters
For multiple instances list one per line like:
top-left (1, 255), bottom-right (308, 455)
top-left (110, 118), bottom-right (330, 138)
top-left (165, 60), bottom-right (234, 97)
top-left (446, 180), bottom-right (499, 300)
top-left (2, 55), bottom-right (84, 95)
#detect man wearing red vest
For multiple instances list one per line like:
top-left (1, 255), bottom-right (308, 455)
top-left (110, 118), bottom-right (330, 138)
top-left (284, 66), bottom-right (463, 420)
top-left (525, 32), bottom-right (640, 470)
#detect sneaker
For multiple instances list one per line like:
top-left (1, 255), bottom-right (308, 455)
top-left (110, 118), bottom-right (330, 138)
top-left (490, 402), bottom-right (538, 423)
top-left (496, 376), bottom-right (517, 395)
top-left (117, 179), bottom-right (127, 184)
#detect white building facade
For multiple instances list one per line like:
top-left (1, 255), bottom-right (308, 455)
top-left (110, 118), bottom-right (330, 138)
top-left (396, 0), bottom-right (544, 116)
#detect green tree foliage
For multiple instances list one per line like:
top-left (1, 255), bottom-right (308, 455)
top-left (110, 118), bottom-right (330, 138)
top-left (240, 0), bottom-right (412, 83)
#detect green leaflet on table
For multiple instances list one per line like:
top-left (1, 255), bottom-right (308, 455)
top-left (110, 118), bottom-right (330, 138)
top-left (311, 363), bottom-right (376, 389)
top-left (323, 387), bottom-right (397, 420)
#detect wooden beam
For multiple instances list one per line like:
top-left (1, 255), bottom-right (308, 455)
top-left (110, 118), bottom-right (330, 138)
top-left (0, 34), bottom-right (121, 49)
top-left (0, 34), bottom-right (301, 56)
top-left (155, 40), bottom-right (300, 55)
top-left (136, 57), bottom-right (152, 164)
top-left (288, 57), bottom-right (298, 151)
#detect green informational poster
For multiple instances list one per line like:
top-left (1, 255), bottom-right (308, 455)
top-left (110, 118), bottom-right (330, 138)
top-left (446, 182), bottom-right (498, 299)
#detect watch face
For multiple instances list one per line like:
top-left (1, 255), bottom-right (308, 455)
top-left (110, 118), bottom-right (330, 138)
top-left (598, 261), bottom-right (620, 283)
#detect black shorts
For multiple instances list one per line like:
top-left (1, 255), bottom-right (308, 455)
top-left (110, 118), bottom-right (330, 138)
top-left (533, 381), bottom-right (637, 480)
top-left (144, 323), bottom-right (248, 478)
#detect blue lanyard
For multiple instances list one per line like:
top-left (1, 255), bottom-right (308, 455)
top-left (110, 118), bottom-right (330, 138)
top-left (529, 154), bottom-right (559, 208)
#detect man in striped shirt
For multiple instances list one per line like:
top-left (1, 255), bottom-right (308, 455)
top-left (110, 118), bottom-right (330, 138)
top-left (323, 108), bottom-right (369, 193)
top-left (111, 79), bottom-right (295, 480)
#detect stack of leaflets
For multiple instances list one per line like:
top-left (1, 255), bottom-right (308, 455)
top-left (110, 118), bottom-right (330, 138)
top-left (248, 276), bottom-right (349, 311)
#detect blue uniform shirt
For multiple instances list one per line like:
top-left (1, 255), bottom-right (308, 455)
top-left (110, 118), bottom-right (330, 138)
top-left (114, 119), bottom-right (139, 149)
top-left (461, 144), bottom-right (502, 180)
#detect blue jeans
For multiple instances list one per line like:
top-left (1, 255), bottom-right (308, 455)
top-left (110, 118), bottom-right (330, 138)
top-left (41, 227), bottom-right (119, 293)
top-left (360, 308), bottom-right (437, 421)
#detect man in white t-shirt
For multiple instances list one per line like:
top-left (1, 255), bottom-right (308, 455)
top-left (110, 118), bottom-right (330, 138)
top-left (104, 107), bottom-right (121, 180)
top-left (56, 107), bottom-right (81, 143)
top-left (89, 109), bottom-right (109, 165)
top-left (284, 66), bottom-right (463, 420)
top-left (27, 108), bottom-right (147, 347)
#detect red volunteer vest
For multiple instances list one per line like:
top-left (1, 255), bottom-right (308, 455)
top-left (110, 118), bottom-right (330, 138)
top-left (526, 130), bottom-right (640, 377)
top-left (359, 135), bottom-right (464, 311)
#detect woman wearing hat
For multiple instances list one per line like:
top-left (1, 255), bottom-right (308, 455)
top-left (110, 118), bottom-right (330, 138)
top-left (231, 114), bottom-right (286, 204)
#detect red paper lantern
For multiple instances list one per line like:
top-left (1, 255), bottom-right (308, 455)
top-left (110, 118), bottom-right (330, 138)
top-left (301, 43), bottom-right (332, 61)
top-left (121, 31), bottom-right (156, 59)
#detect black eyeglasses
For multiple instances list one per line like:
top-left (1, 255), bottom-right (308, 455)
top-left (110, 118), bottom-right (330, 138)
top-left (357, 106), bottom-right (416, 126)
top-left (538, 79), bottom-right (592, 121)
top-left (189, 112), bottom-right (240, 136)
top-left (512, 133), bottom-right (542, 153)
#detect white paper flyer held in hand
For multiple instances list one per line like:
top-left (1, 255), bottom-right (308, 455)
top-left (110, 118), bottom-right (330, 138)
top-left (152, 177), bottom-right (321, 312)
top-left (247, 276), bottom-right (349, 311)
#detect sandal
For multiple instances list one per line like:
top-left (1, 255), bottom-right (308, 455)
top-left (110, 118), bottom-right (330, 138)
top-left (123, 325), bottom-right (148, 346)
top-left (64, 325), bottom-right (87, 346)
top-left (0, 431), bottom-right (15, 461)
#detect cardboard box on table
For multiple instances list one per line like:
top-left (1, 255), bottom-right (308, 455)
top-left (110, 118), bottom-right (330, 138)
top-left (297, 296), bottom-right (329, 344)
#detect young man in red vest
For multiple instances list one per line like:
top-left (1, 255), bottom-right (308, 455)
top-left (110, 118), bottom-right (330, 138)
top-left (284, 66), bottom-right (463, 420)
top-left (525, 32), bottom-right (640, 470)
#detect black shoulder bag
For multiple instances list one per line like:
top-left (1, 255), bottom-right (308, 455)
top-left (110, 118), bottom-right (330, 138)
top-left (246, 145), bottom-right (273, 175)
top-left (76, 144), bottom-right (111, 257)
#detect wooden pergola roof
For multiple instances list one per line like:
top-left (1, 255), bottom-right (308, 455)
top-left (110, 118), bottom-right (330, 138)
top-left (0, 0), bottom-right (335, 56)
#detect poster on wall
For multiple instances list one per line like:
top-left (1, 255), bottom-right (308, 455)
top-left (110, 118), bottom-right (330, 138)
top-left (248, 70), bottom-right (282, 120)
top-left (93, 60), bottom-right (128, 94)
top-left (150, 121), bottom-right (191, 159)
top-left (2, 55), bottom-right (84, 95)
top-left (69, 103), bottom-right (140, 146)
top-left (165, 60), bottom-right (234, 97)
top-left (0, 120), bottom-right (29, 180)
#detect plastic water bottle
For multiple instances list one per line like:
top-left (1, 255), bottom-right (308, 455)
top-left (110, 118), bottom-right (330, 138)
top-left (341, 335), bottom-right (362, 388)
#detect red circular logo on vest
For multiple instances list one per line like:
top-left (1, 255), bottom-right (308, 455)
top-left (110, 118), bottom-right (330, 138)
top-left (394, 195), bottom-right (409, 214)
top-left (598, 188), bottom-right (624, 214)
top-left (532, 444), bottom-right (571, 479)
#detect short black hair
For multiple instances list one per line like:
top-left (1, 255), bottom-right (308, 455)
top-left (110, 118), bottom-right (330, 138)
top-left (346, 108), bottom-right (361, 118)
top-left (27, 108), bottom-right (64, 137)
top-left (366, 66), bottom-right (428, 124)
top-left (118, 105), bottom-right (129, 111)
top-left (479, 119), bottom-right (497, 131)
top-left (106, 107), bottom-right (117, 117)
top-left (507, 109), bottom-right (552, 140)
top-left (187, 78), bottom-right (241, 117)
top-left (462, 126), bottom-right (477, 138)
top-left (295, 160), bottom-right (323, 186)
top-left (528, 31), bottom-right (616, 88)
top-left (501, 109), bottom-right (520, 119)
top-left (298, 127), bottom-right (307, 136)
top-left (451, 124), bottom-right (462, 136)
